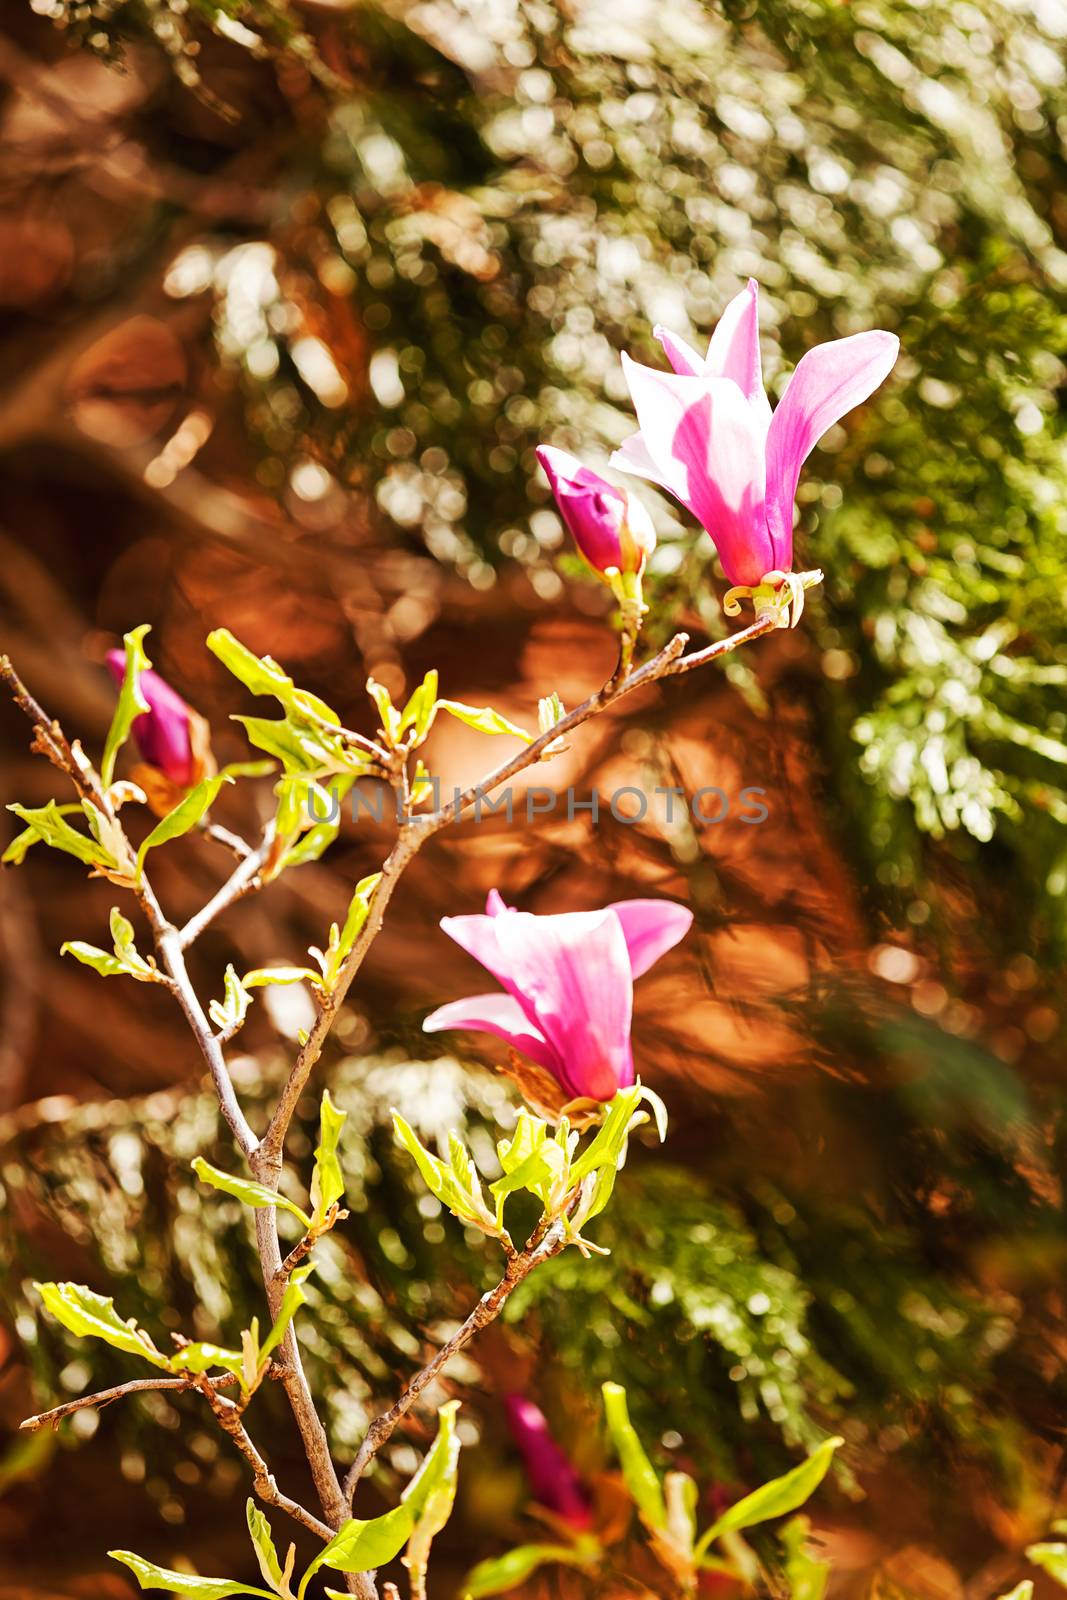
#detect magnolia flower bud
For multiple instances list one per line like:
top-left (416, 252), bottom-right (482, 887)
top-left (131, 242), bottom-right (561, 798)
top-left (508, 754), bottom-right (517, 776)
top-left (105, 652), bottom-right (198, 788)
top-left (536, 445), bottom-right (655, 579)
top-left (503, 1395), bottom-right (593, 1528)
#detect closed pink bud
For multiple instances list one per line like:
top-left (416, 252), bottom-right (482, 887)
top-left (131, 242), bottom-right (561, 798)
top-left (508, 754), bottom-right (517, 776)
top-left (536, 445), bottom-right (655, 578)
top-left (106, 651), bottom-right (196, 788)
top-left (503, 1394), bottom-right (593, 1528)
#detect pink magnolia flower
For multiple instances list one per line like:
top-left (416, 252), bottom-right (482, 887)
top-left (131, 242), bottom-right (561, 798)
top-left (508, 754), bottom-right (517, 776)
top-left (612, 279), bottom-right (899, 587)
top-left (423, 890), bottom-right (693, 1101)
top-left (503, 1394), bottom-right (593, 1528)
top-left (536, 445), bottom-right (655, 578)
top-left (106, 652), bottom-right (196, 788)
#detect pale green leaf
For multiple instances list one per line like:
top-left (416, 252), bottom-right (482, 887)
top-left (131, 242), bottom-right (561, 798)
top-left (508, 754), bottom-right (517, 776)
top-left (463, 1543), bottom-right (593, 1598)
top-left (298, 1505), bottom-right (413, 1598)
top-left (366, 677), bottom-right (401, 744)
top-left (310, 1090), bottom-right (347, 1221)
top-left (403, 1399), bottom-right (461, 1522)
top-left (435, 699), bottom-right (531, 741)
top-left (781, 1515), bottom-right (831, 1600)
top-left (101, 624), bottom-right (151, 787)
top-left (258, 1264), bottom-right (314, 1366)
top-left (233, 716), bottom-right (324, 773)
top-left (242, 966), bottom-right (321, 990)
top-left (207, 630), bottom-right (340, 725)
top-left (192, 1157), bottom-right (311, 1229)
top-left (1028, 1544), bottom-right (1067, 1586)
top-left (399, 670), bottom-right (439, 741)
top-left (246, 1499), bottom-right (287, 1596)
top-left (209, 965), bottom-right (252, 1033)
top-left (60, 941), bottom-right (134, 979)
top-left (7, 801), bottom-right (112, 868)
top-left (392, 1113), bottom-right (480, 1221)
top-left (3, 803), bottom-right (82, 865)
top-left (137, 775), bottom-right (230, 874)
top-left (602, 1381), bottom-right (665, 1531)
top-left (166, 1342), bottom-right (244, 1380)
top-left (109, 1550), bottom-right (275, 1600)
top-left (337, 872), bottom-right (381, 958)
top-left (35, 1282), bottom-right (167, 1368)
top-left (695, 1437), bottom-right (843, 1556)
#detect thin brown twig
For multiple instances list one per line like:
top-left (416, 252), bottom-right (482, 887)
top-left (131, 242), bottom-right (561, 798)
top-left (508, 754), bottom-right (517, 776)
top-left (342, 1219), bottom-right (567, 1507)
top-left (196, 1377), bottom-right (335, 1541)
top-left (178, 823), bottom-right (275, 949)
top-left (20, 1372), bottom-right (239, 1431)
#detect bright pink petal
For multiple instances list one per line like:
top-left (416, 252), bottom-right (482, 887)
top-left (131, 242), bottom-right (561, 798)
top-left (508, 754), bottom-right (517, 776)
top-left (494, 909), bottom-right (635, 1100)
top-left (765, 330), bottom-right (899, 568)
top-left (422, 992), bottom-right (558, 1073)
top-left (609, 899), bottom-right (694, 978)
top-left (486, 889), bottom-right (507, 916)
top-left (621, 356), bottom-right (773, 586)
top-left (653, 324), bottom-right (705, 378)
top-left (610, 430), bottom-right (669, 488)
top-left (704, 279), bottom-right (771, 429)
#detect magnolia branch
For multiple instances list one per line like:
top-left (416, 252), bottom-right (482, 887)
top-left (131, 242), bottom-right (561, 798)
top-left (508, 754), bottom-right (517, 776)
top-left (342, 1218), bottom-right (567, 1507)
top-left (20, 1371), bottom-right (239, 1431)
top-left (2, 661), bottom-right (365, 1593)
top-left (178, 822), bottom-right (276, 949)
top-left (3, 603), bottom-right (787, 1600)
top-left (197, 1377), bottom-right (335, 1541)
top-left (257, 611), bottom-right (780, 1167)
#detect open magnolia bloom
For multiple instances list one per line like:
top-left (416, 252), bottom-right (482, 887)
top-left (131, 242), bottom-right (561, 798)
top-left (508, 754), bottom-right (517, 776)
top-left (424, 891), bottom-right (693, 1102)
top-left (611, 278), bottom-right (899, 591)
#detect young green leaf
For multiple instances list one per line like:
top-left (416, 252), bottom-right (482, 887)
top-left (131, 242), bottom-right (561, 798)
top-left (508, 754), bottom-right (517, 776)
top-left (463, 1543), bottom-right (596, 1598)
top-left (2, 803), bottom-right (82, 866)
top-left (435, 700), bottom-right (532, 741)
top-left (101, 624), bottom-right (152, 788)
top-left (403, 1401), bottom-right (462, 1589)
top-left (338, 872), bottom-right (381, 957)
top-left (62, 907), bottom-right (159, 984)
top-left (209, 966), bottom-right (252, 1034)
top-left (109, 1550), bottom-right (275, 1600)
top-left (242, 966), bottom-right (322, 991)
top-left (257, 1264), bottom-right (314, 1367)
top-left (1027, 1544), bottom-right (1067, 1586)
top-left (537, 692), bottom-right (565, 734)
top-left (60, 941), bottom-right (139, 980)
top-left (399, 670), bottom-right (440, 741)
top-left (781, 1516), bottom-right (831, 1600)
top-left (7, 801), bottom-right (113, 868)
top-left (192, 1157), bottom-right (312, 1229)
top-left (280, 820), bottom-right (341, 869)
top-left (166, 1341), bottom-right (245, 1381)
top-left (695, 1436), bottom-right (843, 1557)
top-left (367, 678), bottom-right (402, 745)
top-left (298, 1505), bottom-right (414, 1599)
top-left (310, 1090), bottom-right (347, 1221)
top-left (392, 1113), bottom-right (501, 1237)
top-left (246, 1499), bottom-right (289, 1597)
top-left (601, 1381), bottom-right (666, 1531)
top-left (233, 716), bottom-right (325, 773)
top-left (207, 630), bottom-right (340, 723)
top-left (35, 1282), bottom-right (168, 1368)
top-left (136, 775), bottom-right (231, 874)
top-left (664, 1470), bottom-right (699, 1559)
